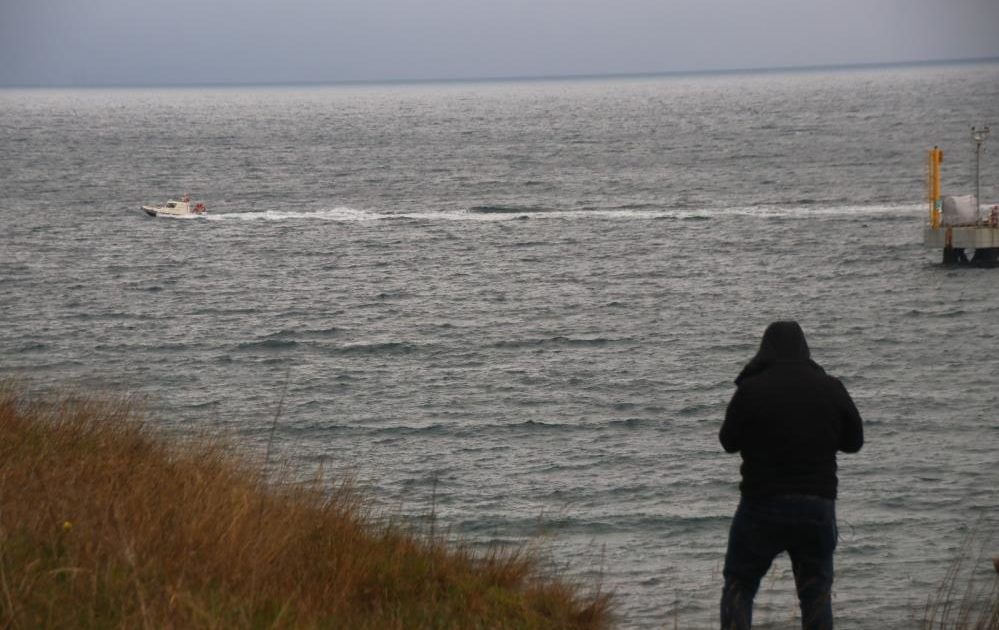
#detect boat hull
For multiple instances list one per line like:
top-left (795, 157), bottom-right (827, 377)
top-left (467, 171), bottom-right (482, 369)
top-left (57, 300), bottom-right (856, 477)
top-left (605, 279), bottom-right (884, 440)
top-left (141, 204), bottom-right (204, 218)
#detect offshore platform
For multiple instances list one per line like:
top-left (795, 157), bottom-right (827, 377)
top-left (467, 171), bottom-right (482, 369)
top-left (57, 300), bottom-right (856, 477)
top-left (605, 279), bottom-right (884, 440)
top-left (923, 126), bottom-right (998, 266)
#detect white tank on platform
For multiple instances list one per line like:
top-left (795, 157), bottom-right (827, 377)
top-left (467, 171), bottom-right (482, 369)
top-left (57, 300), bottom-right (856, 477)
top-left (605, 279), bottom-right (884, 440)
top-left (941, 195), bottom-right (978, 226)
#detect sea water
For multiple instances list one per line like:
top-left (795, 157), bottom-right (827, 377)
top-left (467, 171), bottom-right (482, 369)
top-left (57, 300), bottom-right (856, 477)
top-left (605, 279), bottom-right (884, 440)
top-left (2, 62), bottom-right (998, 628)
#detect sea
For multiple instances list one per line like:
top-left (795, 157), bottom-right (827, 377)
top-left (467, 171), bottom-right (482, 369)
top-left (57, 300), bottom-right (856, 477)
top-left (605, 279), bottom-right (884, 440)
top-left (2, 61), bottom-right (998, 628)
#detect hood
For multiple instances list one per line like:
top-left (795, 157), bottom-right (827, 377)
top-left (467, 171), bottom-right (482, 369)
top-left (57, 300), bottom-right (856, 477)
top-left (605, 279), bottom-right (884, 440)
top-left (735, 321), bottom-right (823, 385)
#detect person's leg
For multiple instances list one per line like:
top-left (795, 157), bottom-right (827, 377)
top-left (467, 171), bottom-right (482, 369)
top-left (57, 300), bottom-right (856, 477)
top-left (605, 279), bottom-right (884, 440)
top-left (721, 499), bottom-right (782, 630)
top-left (787, 498), bottom-right (837, 630)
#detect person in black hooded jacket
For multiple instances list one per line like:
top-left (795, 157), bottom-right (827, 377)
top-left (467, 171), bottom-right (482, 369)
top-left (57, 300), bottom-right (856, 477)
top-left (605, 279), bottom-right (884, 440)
top-left (719, 321), bottom-right (863, 630)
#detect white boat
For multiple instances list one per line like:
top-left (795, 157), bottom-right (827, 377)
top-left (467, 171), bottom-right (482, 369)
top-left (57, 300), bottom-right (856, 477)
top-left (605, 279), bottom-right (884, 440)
top-left (142, 195), bottom-right (207, 218)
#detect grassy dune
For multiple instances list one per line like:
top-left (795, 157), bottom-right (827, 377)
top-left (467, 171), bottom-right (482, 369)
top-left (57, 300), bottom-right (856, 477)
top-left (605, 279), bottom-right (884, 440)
top-left (0, 383), bottom-right (611, 629)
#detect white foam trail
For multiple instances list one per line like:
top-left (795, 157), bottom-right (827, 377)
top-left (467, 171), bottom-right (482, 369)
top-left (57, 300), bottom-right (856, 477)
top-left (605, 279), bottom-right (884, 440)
top-left (445, 203), bottom-right (923, 221)
top-left (204, 207), bottom-right (379, 222)
top-left (199, 203), bottom-right (925, 223)
top-left (447, 203), bottom-right (922, 221)
top-left (695, 202), bottom-right (924, 219)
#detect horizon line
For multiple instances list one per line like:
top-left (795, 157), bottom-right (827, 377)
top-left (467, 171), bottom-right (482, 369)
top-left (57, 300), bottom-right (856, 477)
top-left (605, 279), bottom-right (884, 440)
top-left (1, 55), bottom-right (997, 90)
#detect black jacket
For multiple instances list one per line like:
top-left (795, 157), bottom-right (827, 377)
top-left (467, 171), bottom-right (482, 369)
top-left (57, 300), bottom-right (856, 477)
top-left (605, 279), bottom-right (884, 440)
top-left (719, 322), bottom-right (864, 500)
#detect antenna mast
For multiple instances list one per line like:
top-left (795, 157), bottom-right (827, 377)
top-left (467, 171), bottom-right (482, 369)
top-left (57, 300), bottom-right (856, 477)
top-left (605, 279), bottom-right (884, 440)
top-left (972, 125), bottom-right (990, 222)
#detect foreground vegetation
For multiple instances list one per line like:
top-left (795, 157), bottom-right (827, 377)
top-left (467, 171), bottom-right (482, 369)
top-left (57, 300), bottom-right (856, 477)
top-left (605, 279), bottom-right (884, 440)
top-left (921, 533), bottom-right (999, 630)
top-left (3, 377), bottom-right (995, 629)
top-left (0, 383), bottom-right (610, 629)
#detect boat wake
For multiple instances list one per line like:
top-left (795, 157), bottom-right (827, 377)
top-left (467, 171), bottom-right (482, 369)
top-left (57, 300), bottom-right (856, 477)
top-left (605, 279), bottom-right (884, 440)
top-left (198, 203), bottom-right (924, 223)
top-left (205, 207), bottom-right (379, 222)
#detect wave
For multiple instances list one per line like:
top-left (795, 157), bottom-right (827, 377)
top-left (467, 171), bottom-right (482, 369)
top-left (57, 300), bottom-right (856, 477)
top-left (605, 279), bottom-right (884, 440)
top-left (903, 308), bottom-right (968, 318)
top-left (235, 338), bottom-right (299, 351)
top-left (491, 336), bottom-right (626, 349)
top-left (327, 341), bottom-right (418, 355)
top-left (506, 419), bottom-right (576, 432)
top-left (370, 423), bottom-right (449, 437)
top-left (607, 417), bottom-right (658, 429)
top-left (234, 337), bottom-right (419, 355)
top-left (677, 402), bottom-right (718, 417)
top-left (467, 205), bottom-right (552, 214)
top-left (350, 418), bottom-right (597, 438)
top-left (454, 512), bottom-right (733, 537)
top-left (13, 341), bottom-right (47, 353)
top-left (265, 326), bottom-right (341, 339)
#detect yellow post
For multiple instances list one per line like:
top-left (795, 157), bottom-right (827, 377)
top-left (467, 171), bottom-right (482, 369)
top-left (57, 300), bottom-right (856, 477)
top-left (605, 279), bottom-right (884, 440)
top-left (928, 149), bottom-right (933, 220)
top-left (928, 147), bottom-right (943, 228)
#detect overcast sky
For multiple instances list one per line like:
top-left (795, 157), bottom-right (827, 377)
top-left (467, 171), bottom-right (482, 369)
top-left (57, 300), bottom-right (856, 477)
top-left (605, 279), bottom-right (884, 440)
top-left (2, 0), bottom-right (998, 86)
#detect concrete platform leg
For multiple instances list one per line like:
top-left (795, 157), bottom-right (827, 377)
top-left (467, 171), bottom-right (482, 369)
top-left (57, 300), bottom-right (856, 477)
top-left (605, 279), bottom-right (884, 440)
top-left (943, 246), bottom-right (968, 264)
top-left (971, 247), bottom-right (999, 267)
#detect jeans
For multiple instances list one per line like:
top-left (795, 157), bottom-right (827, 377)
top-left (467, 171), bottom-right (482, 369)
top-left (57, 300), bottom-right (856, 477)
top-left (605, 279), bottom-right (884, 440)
top-left (721, 494), bottom-right (837, 630)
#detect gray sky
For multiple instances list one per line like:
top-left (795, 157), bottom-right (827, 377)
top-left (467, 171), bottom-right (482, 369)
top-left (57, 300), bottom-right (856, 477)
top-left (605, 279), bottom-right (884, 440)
top-left (2, 0), bottom-right (998, 86)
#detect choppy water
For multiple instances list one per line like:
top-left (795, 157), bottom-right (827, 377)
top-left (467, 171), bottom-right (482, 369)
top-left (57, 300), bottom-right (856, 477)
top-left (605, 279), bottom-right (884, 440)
top-left (2, 62), bottom-right (998, 628)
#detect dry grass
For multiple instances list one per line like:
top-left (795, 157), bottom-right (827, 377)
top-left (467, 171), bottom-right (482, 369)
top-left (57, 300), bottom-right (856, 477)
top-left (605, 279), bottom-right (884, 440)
top-left (0, 381), bottom-right (611, 629)
top-left (921, 528), bottom-right (999, 630)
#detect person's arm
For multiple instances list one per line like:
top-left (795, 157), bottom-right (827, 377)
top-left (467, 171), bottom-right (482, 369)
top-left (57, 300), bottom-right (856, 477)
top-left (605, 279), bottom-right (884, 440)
top-left (836, 379), bottom-right (864, 453)
top-left (720, 387), bottom-right (749, 453)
